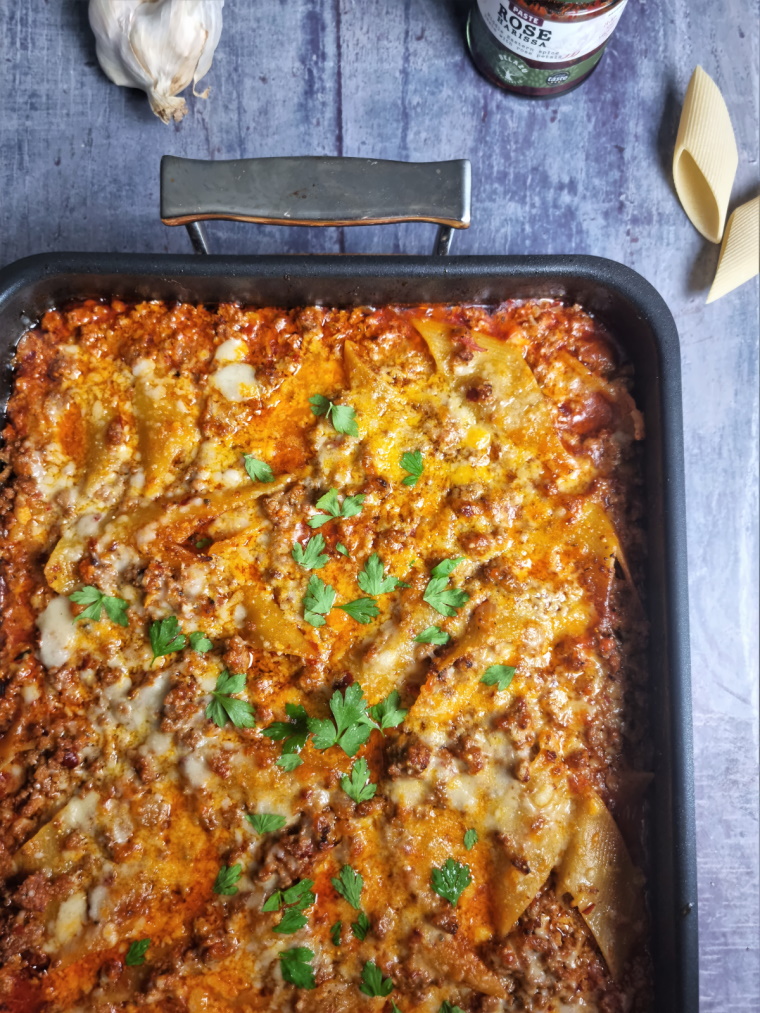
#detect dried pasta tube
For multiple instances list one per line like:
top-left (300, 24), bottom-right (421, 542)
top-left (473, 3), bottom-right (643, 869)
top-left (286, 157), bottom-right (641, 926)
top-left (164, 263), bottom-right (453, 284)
top-left (707, 197), bottom-right (760, 303)
top-left (673, 66), bottom-right (738, 243)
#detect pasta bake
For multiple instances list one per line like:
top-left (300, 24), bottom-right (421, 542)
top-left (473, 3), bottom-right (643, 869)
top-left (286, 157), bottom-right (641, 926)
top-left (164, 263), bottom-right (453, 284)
top-left (0, 298), bottom-right (652, 1012)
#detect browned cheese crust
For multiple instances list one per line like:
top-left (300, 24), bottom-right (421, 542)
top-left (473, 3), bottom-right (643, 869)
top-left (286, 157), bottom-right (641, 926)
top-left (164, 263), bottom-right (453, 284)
top-left (0, 299), bottom-right (653, 1012)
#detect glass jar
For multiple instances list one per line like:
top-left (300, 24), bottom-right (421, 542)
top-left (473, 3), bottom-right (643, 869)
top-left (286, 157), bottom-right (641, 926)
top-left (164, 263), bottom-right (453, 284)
top-left (467, 0), bottom-right (629, 98)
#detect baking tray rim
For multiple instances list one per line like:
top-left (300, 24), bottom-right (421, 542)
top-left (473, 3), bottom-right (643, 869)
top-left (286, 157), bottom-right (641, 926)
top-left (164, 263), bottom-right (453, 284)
top-left (0, 250), bottom-right (698, 1012)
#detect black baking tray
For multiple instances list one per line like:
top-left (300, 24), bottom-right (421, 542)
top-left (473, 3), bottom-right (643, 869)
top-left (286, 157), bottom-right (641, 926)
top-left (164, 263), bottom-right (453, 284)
top-left (0, 250), bottom-right (698, 1012)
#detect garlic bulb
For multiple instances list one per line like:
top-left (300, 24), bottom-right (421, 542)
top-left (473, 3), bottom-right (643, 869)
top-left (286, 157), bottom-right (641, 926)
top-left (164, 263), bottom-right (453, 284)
top-left (88, 0), bottom-right (225, 124)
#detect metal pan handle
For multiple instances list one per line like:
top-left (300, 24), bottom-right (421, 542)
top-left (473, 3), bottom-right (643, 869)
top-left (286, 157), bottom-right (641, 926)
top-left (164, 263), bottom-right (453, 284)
top-left (160, 155), bottom-right (471, 256)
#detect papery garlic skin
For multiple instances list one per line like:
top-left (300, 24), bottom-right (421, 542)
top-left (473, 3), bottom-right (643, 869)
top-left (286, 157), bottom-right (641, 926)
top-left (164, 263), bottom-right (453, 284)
top-left (89, 0), bottom-right (224, 124)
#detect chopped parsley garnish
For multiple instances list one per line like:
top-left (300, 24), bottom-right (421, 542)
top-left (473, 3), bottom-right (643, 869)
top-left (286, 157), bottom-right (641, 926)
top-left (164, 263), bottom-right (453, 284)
top-left (125, 938), bottom-right (150, 966)
top-left (357, 553), bottom-right (410, 595)
top-left (291, 533), bottom-right (329, 570)
top-left (309, 394), bottom-right (359, 437)
top-left (303, 574), bottom-right (336, 626)
top-left (274, 909), bottom-right (308, 934)
top-left (340, 758), bottom-right (377, 804)
top-left (331, 864), bottom-right (363, 910)
top-left (430, 557), bottom-right (464, 578)
top-left (414, 625), bottom-right (450, 646)
top-left (263, 878), bottom-right (315, 912)
top-left (464, 828), bottom-right (478, 851)
top-left (368, 690), bottom-right (408, 731)
top-left (264, 703), bottom-right (311, 759)
top-left (70, 586), bottom-right (130, 627)
top-left (264, 879), bottom-right (315, 933)
top-left (189, 630), bottom-right (213, 653)
top-left (423, 560), bottom-right (470, 618)
top-left (195, 536), bottom-right (213, 550)
top-left (400, 450), bottom-right (424, 486)
top-left (360, 960), bottom-right (394, 997)
top-left (330, 920), bottom-right (342, 945)
top-left (439, 1002), bottom-right (466, 1013)
top-left (307, 684), bottom-right (378, 756)
top-left (213, 863), bottom-right (242, 896)
top-left (336, 597), bottom-right (380, 624)
top-left (149, 615), bottom-right (187, 663)
top-left (246, 813), bottom-right (287, 835)
top-left (243, 454), bottom-right (275, 483)
top-left (205, 670), bottom-right (255, 729)
top-left (431, 858), bottom-right (472, 906)
top-left (308, 488), bottom-right (366, 528)
top-left (336, 542), bottom-right (350, 557)
top-left (351, 910), bottom-right (370, 941)
top-left (279, 946), bottom-right (316, 989)
top-left (481, 664), bottom-right (516, 691)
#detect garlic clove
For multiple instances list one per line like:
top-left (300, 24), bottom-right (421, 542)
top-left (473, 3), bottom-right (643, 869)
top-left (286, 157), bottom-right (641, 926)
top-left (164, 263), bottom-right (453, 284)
top-left (88, 0), bottom-right (225, 124)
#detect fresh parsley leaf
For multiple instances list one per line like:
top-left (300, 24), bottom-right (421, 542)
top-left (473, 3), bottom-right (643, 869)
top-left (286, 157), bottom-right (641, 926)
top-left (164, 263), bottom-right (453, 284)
top-left (331, 864), bottom-right (363, 910)
top-left (102, 596), bottom-right (130, 626)
top-left (330, 403), bottom-right (359, 436)
top-left (149, 615), bottom-right (187, 663)
top-left (330, 920), bottom-right (342, 946)
top-left (125, 938), bottom-right (150, 967)
top-left (430, 557), bottom-right (464, 578)
top-left (276, 753), bottom-right (303, 771)
top-left (351, 910), bottom-right (370, 941)
top-left (282, 879), bottom-right (316, 909)
top-left (310, 488), bottom-right (342, 525)
top-left (308, 489), bottom-right (366, 528)
top-left (266, 879), bottom-right (315, 933)
top-left (439, 1002), bottom-right (466, 1013)
top-left (369, 690), bottom-right (408, 731)
top-left (70, 586), bottom-right (130, 627)
top-left (340, 493), bottom-right (366, 518)
top-left (308, 684), bottom-right (378, 756)
top-left (279, 946), bottom-right (316, 990)
top-left (464, 828), bottom-right (478, 851)
top-left (246, 813), bottom-right (287, 835)
top-left (243, 454), bottom-right (274, 483)
top-left (336, 597), bottom-right (380, 624)
top-left (213, 863), bottom-right (242, 896)
top-left (400, 450), bottom-right (424, 486)
top-left (205, 670), bottom-right (255, 729)
top-left (309, 395), bottom-right (359, 437)
top-left (431, 858), bottom-right (472, 906)
top-left (275, 911), bottom-right (308, 931)
top-left (264, 703), bottom-right (311, 757)
top-left (275, 909), bottom-right (308, 934)
top-left (481, 665), bottom-right (516, 691)
top-left (292, 533), bottom-right (328, 570)
top-left (336, 542), bottom-right (350, 557)
top-left (262, 891), bottom-right (284, 913)
top-left (414, 625), bottom-right (451, 646)
top-left (423, 577), bottom-right (470, 618)
top-left (308, 394), bottom-right (332, 417)
top-left (360, 960), bottom-right (394, 998)
top-left (195, 536), bottom-right (213, 550)
top-left (357, 553), bottom-right (410, 596)
top-left (303, 574), bottom-right (336, 625)
top-left (189, 630), bottom-right (213, 653)
top-left (340, 758), bottom-right (377, 804)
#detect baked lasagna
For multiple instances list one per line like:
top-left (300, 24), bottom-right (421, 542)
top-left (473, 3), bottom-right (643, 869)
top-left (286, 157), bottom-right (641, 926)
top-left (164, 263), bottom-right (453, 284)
top-left (0, 298), bottom-right (652, 1012)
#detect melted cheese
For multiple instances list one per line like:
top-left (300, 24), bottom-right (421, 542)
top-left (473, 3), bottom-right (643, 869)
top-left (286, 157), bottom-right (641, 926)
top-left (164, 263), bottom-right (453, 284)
top-left (36, 595), bottom-right (78, 668)
top-left (2, 301), bottom-right (649, 1013)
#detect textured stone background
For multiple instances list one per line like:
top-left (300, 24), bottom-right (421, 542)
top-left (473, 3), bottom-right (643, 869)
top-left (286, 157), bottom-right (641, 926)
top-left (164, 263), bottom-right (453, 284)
top-left (1, 1), bottom-right (758, 1009)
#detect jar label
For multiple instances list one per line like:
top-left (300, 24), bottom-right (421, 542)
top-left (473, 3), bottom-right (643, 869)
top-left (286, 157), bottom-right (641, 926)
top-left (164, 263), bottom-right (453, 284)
top-left (475, 0), bottom-right (628, 64)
